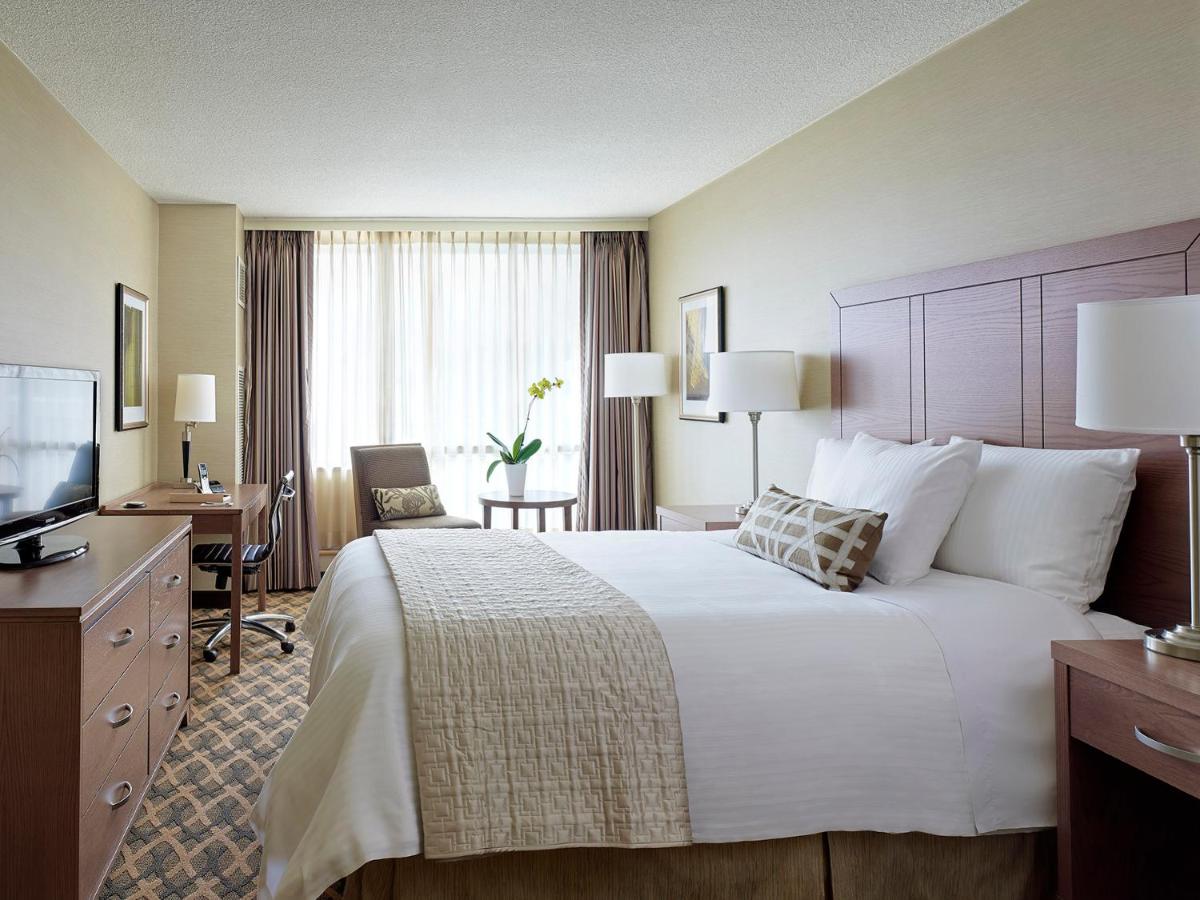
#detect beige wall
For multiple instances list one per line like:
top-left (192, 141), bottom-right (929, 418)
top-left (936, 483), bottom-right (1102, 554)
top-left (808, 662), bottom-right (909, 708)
top-left (648, 0), bottom-right (1200, 506)
top-left (157, 204), bottom-right (242, 483)
top-left (0, 42), bottom-right (159, 501)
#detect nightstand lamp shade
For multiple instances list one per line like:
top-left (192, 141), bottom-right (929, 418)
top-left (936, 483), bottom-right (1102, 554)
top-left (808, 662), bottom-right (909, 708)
top-left (603, 352), bottom-right (667, 530)
top-left (709, 351), bottom-right (800, 515)
top-left (1076, 295), bottom-right (1200, 661)
top-left (174, 373), bottom-right (216, 483)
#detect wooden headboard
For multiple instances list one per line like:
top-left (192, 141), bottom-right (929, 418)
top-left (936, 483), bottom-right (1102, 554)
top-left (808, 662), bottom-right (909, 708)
top-left (830, 218), bottom-right (1200, 628)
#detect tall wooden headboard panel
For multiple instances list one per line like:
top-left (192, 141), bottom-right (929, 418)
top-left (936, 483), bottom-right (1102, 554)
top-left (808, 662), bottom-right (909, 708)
top-left (831, 219), bottom-right (1200, 629)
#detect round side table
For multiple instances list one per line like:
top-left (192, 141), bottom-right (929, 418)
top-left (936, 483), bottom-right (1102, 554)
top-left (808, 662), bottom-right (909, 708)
top-left (479, 490), bottom-right (577, 532)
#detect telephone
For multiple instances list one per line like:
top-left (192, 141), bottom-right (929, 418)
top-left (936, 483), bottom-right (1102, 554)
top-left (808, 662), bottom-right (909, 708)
top-left (196, 462), bottom-right (212, 493)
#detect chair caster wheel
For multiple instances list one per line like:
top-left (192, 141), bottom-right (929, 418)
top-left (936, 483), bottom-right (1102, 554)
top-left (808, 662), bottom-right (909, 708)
top-left (284, 621), bottom-right (297, 633)
top-left (281, 641), bottom-right (295, 654)
top-left (203, 648), bottom-right (218, 662)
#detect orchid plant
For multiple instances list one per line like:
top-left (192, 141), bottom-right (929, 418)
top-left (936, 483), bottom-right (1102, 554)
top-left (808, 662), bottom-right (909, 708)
top-left (486, 376), bottom-right (565, 481)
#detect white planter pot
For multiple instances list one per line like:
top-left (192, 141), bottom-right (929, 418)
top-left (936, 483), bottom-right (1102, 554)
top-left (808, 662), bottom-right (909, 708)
top-left (505, 463), bottom-right (527, 497)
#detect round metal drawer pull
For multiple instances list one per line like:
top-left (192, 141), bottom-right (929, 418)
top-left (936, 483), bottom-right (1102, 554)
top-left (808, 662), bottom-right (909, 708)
top-left (111, 627), bottom-right (135, 648)
top-left (163, 632), bottom-right (182, 649)
top-left (166, 574), bottom-right (183, 586)
top-left (109, 781), bottom-right (134, 809)
top-left (108, 703), bottom-right (135, 728)
top-left (1133, 726), bottom-right (1200, 764)
top-left (163, 692), bottom-right (181, 711)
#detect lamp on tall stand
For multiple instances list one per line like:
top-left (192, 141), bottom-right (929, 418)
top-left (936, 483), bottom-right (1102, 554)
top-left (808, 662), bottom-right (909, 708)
top-left (1076, 295), bottom-right (1200, 661)
top-left (709, 351), bottom-right (800, 516)
top-left (603, 352), bottom-right (668, 529)
top-left (174, 373), bottom-right (216, 483)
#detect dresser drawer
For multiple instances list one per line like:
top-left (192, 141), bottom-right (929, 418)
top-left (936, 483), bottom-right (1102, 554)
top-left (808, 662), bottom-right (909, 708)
top-left (82, 576), bottom-right (150, 722)
top-left (1070, 668), bottom-right (1200, 799)
top-left (149, 655), bottom-right (188, 767)
top-left (149, 585), bottom-right (189, 694)
top-left (79, 712), bottom-right (149, 899)
top-left (149, 535), bottom-right (190, 631)
top-left (80, 644), bottom-right (148, 816)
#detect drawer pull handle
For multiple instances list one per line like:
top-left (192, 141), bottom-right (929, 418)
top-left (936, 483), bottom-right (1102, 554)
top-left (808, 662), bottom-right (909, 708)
top-left (163, 692), bottom-right (181, 711)
top-left (109, 703), bottom-right (135, 728)
top-left (109, 781), bottom-right (134, 809)
top-left (166, 574), bottom-right (183, 587)
top-left (163, 632), bottom-right (182, 649)
top-left (1133, 726), bottom-right (1200, 764)
top-left (111, 627), bottom-right (136, 648)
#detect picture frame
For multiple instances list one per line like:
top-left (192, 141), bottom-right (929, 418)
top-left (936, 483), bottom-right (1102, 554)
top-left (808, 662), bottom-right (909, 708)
top-left (115, 283), bottom-right (150, 431)
top-left (678, 286), bottom-right (725, 422)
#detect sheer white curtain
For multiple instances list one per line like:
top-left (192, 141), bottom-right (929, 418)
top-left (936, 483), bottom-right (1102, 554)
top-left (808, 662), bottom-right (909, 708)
top-left (311, 231), bottom-right (581, 549)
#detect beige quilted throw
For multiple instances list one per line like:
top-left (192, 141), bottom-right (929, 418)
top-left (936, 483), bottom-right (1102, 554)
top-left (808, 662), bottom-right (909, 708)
top-left (375, 528), bottom-right (693, 859)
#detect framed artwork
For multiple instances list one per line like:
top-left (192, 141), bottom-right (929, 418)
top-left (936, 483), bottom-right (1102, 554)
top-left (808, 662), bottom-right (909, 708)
top-left (115, 283), bottom-right (150, 431)
top-left (678, 286), bottom-right (725, 422)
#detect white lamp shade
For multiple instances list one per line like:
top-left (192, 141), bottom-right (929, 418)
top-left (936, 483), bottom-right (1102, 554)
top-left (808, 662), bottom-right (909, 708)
top-left (1076, 295), bottom-right (1200, 435)
top-left (708, 351), bottom-right (800, 412)
top-left (174, 373), bottom-right (217, 423)
top-left (604, 352), bottom-right (668, 398)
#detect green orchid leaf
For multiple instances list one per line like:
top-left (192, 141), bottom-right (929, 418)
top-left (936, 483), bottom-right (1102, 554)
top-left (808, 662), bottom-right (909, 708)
top-left (515, 438), bottom-right (542, 463)
top-left (486, 432), bottom-right (510, 453)
top-left (486, 459), bottom-right (502, 481)
top-left (512, 432), bottom-right (525, 458)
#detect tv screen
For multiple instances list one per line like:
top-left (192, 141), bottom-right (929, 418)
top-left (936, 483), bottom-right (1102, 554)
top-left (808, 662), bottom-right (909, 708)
top-left (0, 364), bottom-right (100, 543)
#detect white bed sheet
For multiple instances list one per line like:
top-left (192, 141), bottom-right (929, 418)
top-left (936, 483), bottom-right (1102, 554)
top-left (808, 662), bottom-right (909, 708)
top-left (254, 530), bottom-right (1126, 900)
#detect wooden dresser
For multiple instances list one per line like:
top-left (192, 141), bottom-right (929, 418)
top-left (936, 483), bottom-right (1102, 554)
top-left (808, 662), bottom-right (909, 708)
top-left (0, 513), bottom-right (191, 899)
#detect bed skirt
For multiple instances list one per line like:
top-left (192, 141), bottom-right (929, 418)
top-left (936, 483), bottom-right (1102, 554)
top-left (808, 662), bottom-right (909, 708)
top-left (328, 831), bottom-right (1054, 900)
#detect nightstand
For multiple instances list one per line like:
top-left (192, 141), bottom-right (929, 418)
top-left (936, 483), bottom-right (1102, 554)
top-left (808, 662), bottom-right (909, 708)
top-left (1052, 640), bottom-right (1200, 900)
top-left (655, 504), bottom-right (742, 532)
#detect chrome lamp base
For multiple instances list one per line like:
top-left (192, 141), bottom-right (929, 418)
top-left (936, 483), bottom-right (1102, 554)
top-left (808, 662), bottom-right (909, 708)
top-left (1145, 625), bottom-right (1200, 662)
top-left (1144, 435), bottom-right (1200, 663)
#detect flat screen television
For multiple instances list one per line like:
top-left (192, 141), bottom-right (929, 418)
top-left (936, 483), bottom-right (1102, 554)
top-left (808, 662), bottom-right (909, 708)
top-left (0, 363), bottom-right (100, 569)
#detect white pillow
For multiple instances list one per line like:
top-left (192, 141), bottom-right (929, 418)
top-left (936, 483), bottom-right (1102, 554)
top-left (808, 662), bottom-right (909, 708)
top-left (933, 440), bottom-right (1139, 612)
top-left (822, 433), bottom-right (982, 585)
top-left (805, 437), bottom-right (854, 501)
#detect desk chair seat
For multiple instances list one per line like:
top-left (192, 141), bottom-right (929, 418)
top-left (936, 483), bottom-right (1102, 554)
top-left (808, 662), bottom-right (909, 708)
top-left (192, 471), bottom-right (298, 662)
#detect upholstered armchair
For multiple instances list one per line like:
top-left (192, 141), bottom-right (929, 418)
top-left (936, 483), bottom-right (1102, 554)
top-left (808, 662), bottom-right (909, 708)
top-left (350, 443), bottom-right (481, 538)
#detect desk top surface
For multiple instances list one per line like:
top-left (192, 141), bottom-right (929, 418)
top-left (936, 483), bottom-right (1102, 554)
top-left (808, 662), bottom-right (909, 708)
top-left (102, 482), bottom-right (269, 516)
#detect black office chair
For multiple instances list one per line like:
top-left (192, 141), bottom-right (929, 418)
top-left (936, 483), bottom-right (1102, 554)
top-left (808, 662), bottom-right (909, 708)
top-left (192, 470), bottom-right (298, 662)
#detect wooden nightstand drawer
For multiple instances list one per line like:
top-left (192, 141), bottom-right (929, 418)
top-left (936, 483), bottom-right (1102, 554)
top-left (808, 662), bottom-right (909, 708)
top-left (1071, 668), bottom-right (1200, 800)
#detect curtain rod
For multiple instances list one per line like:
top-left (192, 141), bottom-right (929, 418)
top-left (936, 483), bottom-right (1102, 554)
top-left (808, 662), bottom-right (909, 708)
top-left (244, 216), bottom-right (648, 232)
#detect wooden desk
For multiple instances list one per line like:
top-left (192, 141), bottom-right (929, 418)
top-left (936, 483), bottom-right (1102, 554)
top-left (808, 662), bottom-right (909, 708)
top-left (100, 483), bottom-right (270, 675)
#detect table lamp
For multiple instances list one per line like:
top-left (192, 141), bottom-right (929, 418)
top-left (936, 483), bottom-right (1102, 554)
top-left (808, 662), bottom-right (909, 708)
top-left (174, 373), bottom-right (216, 483)
top-left (604, 352), bottom-right (668, 529)
top-left (709, 351), bottom-right (800, 516)
top-left (1076, 295), bottom-right (1200, 661)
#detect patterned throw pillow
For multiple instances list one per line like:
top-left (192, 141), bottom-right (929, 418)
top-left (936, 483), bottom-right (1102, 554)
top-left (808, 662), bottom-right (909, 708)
top-left (733, 485), bottom-right (888, 592)
top-left (372, 484), bottom-right (446, 520)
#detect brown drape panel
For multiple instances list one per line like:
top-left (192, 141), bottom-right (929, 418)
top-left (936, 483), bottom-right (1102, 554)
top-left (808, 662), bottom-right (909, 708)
top-left (245, 230), bottom-right (320, 589)
top-left (578, 231), bottom-right (653, 531)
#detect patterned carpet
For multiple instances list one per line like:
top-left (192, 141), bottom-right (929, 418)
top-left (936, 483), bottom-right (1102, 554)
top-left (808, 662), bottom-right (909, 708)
top-left (102, 591), bottom-right (317, 900)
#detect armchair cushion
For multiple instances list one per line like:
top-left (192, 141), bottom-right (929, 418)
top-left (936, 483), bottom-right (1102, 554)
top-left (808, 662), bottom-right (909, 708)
top-left (372, 484), bottom-right (446, 520)
top-left (366, 514), bottom-right (481, 531)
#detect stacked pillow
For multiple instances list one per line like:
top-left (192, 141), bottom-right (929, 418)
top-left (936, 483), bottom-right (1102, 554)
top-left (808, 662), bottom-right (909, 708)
top-left (808, 432), bottom-right (982, 585)
top-left (802, 432), bottom-right (1140, 610)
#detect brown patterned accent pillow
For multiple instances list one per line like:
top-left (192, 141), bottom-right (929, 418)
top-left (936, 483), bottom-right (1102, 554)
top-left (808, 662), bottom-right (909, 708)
top-left (733, 485), bottom-right (888, 591)
top-left (372, 484), bottom-right (446, 520)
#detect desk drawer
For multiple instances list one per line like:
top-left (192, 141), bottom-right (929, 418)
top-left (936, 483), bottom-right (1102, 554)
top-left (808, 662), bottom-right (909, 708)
top-left (1070, 669), bottom-right (1200, 800)
top-left (149, 585), bottom-right (189, 694)
top-left (149, 535), bottom-right (190, 631)
top-left (79, 712), bottom-right (149, 900)
top-left (82, 576), bottom-right (150, 722)
top-left (150, 655), bottom-right (188, 767)
top-left (80, 644), bottom-right (148, 816)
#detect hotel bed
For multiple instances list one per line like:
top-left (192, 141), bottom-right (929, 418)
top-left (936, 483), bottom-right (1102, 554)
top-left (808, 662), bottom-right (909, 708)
top-left (254, 530), bottom-right (1142, 900)
top-left (254, 218), bottom-right (1200, 900)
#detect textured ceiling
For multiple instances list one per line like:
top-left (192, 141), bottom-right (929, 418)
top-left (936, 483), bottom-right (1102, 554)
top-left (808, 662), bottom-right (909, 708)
top-left (1, 1), bottom-right (1025, 218)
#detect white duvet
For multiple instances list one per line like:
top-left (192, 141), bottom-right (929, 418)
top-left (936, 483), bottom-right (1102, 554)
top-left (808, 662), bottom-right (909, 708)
top-left (254, 530), bottom-right (1135, 900)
